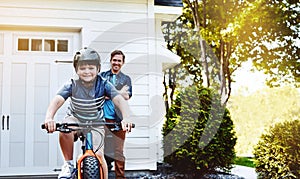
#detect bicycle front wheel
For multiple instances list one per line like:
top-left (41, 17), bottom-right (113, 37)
top-left (83, 156), bottom-right (101, 179)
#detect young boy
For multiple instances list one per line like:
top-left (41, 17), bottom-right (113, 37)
top-left (44, 47), bottom-right (133, 179)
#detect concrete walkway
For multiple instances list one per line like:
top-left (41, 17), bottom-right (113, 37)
top-left (231, 165), bottom-right (257, 179)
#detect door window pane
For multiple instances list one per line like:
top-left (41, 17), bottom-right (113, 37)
top-left (57, 40), bottom-right (68, 52)
top-left (18, 39), bottom-right (29, 51)
top-left (31, 39), bottom-right (42, 51)
top-left (44, 40), bottom-right (55, 52)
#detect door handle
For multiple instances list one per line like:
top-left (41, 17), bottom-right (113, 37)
top-left (7, 115), bottom-right (9, 130)
top-left (1, 115), bottom-right (4, 130)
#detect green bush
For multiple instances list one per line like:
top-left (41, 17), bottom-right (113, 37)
top-left (253, 120), bottom-right (300, 179)
top-left (162, 86), bottom-right (237, 177)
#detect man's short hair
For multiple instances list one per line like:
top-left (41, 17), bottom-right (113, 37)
top-left (110, 50), bottom-right (125, 63)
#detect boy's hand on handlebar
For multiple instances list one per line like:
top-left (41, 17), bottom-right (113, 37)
top-left (121, 119), bottom-right (133, 132)
top-left (44, 118), bottom-right (56, 133)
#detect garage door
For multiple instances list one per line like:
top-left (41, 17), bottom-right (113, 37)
top-left (0, 30), bottom-right (79, 175)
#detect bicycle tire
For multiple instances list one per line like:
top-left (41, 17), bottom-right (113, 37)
top-left (83, 156), bottom-right (100, 179)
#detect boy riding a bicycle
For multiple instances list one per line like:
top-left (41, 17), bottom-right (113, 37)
top-left (44, 47), bottom-right (133, 179)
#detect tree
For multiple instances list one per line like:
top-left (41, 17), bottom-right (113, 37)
top-left (254, 119), bottom-right (300, 178)
top-left (163, 85), bottom-right (237, 176)
top-left (162, 0), bottom-right (300, 105)
top-left (236, 0), bottom-right (300, 87)
top-left (161, 1), bottom-right (299, 174)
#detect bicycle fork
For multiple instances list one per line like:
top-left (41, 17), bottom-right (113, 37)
top-left (77, 132), bottom-right (104, 179)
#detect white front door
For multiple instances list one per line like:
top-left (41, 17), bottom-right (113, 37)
top-left (0, 30), bottom-right (79, 175)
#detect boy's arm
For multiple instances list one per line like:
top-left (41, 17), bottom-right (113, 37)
top-left (112, 95), bottom-right (132, 132)
top-left (44, 95), bottom-right (65, 133)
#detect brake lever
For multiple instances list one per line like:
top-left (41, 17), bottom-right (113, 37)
top-left (110, 123), bottom-right (135, 131)
top-left (110, 126), bottom-right (122, 132)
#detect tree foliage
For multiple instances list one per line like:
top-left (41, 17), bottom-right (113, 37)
top-left (237, 0), bottom-right (300, 87)
top-left (162, 86), bottom-right (237, 176)
top-left (160, 0), bottom-right (299, 176)
top-left (162, 0), bottom-right (300, 105)
top-left (254, 119), bottom-right (300, 178)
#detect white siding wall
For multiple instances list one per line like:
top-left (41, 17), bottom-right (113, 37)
top-left (0, 0), bottom-right (168, 171)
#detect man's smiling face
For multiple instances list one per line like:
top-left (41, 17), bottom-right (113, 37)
top-left (110, 54), bottom-right (124, 74)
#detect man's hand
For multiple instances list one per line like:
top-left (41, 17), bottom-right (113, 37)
top-left (119, 85), bottom-right (130, 100)
top-left (44, 118), bottom-right (56, 133)
top-left (120, 85), bottom-right (129, 94)
top-left (121, 119), bottom-right (133, 132)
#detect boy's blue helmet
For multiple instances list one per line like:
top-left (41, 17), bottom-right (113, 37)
top-left (73, 47), bottom-right (101, 70)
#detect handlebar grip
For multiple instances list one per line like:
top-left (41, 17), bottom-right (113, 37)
top-left (123, 123), bottom-right (135, 128)
top-left (41, 123), bottom-right (62, 130)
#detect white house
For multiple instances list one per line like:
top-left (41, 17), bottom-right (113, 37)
top-left (0, 0), bottom-right (182, 176)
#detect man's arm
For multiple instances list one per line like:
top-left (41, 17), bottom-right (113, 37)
top-left (118, 85), bottom-right (130, 100)
top-left (117, 74), bottom-right (132, 100)
top-left (44, 95), bottom-right (65, 133)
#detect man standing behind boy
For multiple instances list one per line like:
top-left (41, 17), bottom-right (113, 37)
top-left (101, 50), bottom-right (132, 179)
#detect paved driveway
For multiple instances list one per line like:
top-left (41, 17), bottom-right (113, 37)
top-left (231, 165), bottom-right (257, 179)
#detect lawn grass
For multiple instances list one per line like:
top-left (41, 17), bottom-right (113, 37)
top-left (234, 156), bottom-right (255, 168)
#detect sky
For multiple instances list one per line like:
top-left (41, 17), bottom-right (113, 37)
top-left (231, 61), bottom-right (267, 95)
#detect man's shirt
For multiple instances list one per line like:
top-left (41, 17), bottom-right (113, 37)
top-left (101, 70), bottom-right (132, 121)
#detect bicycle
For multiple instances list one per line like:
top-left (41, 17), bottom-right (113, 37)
top-left (41, 121), bottom-right (135, 179)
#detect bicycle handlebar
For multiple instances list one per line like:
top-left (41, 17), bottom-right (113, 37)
top-left (41, 122), bottom-right (135, 133)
